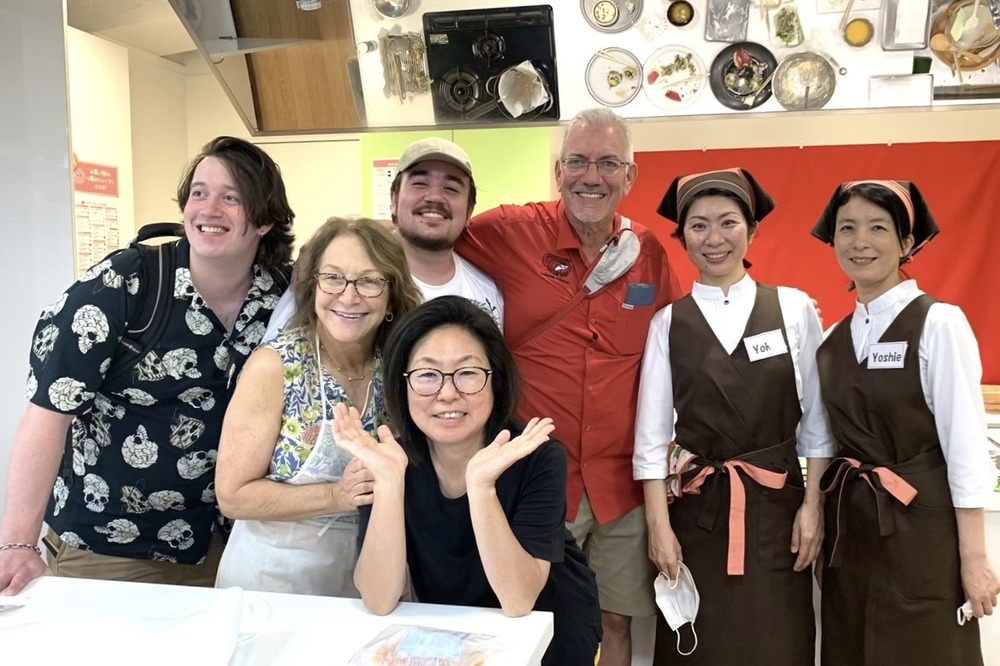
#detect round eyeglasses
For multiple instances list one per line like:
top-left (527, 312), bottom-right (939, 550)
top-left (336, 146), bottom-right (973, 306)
top-left (404, 367), bottom-right (493, 396)
top-left (559, 158), bottom-right (630, 175)
top-left (315, 272), bottom-right (388, 298)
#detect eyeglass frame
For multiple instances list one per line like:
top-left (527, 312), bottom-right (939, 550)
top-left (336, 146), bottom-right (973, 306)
top-left (314, 272), bottom-right (389, 298)
top-left (559, 157), bottom-right (631, 175)
top-left (403, 366), bottom-right (494, 396)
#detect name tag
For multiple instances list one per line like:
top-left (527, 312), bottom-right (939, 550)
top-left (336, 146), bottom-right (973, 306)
top-left (867, 341), bottom-right (907, 369)
top-left (744, 329), bottom-right (789, 362)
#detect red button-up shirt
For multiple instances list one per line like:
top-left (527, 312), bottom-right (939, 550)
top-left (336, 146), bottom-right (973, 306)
top-left (458, 201), bottom-right (682, 523)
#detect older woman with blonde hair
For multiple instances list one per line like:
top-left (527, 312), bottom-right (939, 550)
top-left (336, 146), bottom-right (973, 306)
top-left (215, 217), bottom-right (423, 596)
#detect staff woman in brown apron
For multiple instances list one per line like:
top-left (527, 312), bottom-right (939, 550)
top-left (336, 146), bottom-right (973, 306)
top-left (811, 180), bottom-right (999, 664)
top-left (635, 168), bottom-right (834, 664)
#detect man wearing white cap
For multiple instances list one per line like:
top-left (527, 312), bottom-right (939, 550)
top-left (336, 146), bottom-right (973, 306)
top-left (388, 138), bottom-right (503, 328)
top-left (264, 138), bottom-right (502, 337)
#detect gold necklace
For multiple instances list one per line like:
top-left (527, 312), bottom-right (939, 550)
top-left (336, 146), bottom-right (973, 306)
top-left (320, 343), bottom-right (370, 382)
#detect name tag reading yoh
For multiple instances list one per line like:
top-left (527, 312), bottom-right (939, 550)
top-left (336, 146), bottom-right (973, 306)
top-left (743, 329), bottom-right (789, 362)
top-left (867, 341), bottom-right (907, 369)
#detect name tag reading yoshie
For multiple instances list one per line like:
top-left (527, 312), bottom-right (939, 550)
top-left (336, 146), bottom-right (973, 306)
top-left (867, 341), bottom-right (907, 369)
top-left (744, 329), bottom-right (789, 362)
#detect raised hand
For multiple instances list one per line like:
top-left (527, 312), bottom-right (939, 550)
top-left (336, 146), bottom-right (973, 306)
top-left (465, 417), bottom-right (555, 490)
top-left (330, 403), bottom-right (408, 483)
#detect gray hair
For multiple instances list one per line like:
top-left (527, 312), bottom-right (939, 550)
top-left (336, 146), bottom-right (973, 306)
top-left (562, 108), bottom-right (634, 161)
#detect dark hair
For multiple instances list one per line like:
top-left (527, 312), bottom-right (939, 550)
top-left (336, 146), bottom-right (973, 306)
top-left (290, 217), bottom-right (423, 350)
top-left (829, 182), bottom-right (912, 247)
top-left (389, 166), bottom-right (478, 221)
top-left (176, 136), bottom-right (295, 271)
top-left (383, 296), bottom-right (520, 464)
top-left (671, 187), bottom-right (756, 246)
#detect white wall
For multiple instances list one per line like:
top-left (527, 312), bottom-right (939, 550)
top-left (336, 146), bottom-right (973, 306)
top-left (0, 0), bottom-right (75, 536)
top-left (66, 27), bottom-right (134, 260)
top-left (129, 47), bottom-right (188, 227)
top-left (182, 61), bottom-right (364, 250)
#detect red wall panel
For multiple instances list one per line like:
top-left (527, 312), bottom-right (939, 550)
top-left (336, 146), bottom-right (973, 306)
top-left (621, 141), bottom-right (1000, 383)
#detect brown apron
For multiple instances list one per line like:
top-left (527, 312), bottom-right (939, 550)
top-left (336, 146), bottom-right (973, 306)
top-left (654, 285), bottom-right (815, 665)
top-left (816, 294), bottom-right (982, 665)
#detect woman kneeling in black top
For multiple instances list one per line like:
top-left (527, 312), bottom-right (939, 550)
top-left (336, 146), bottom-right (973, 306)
top-left (332, 295), bottom-right (601, 665)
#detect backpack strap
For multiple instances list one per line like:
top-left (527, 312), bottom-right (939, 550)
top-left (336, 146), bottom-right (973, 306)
top-left (104, 237), bottom-right (180, 383)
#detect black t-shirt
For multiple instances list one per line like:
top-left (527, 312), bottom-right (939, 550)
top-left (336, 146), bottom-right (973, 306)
top-left (28, 239), bottom-right (286, 563)
top-left (359, 436), bottom-right (602, 665)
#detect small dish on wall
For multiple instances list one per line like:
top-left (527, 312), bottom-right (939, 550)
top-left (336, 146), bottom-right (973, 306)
top-left (844, 17), bottom-right (874, 47)
top-left (667, 0), bottom-right (694, 27)
top-left (586, 47), bottom-right (642, 107)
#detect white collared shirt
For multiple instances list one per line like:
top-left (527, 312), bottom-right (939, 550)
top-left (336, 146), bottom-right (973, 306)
top-left (842, 280), bottom-right (994, 508)
top-left (634, 274), bottom-right (834, 481)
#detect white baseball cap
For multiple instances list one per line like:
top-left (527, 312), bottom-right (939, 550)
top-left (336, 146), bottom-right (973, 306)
top-left (397, 138), bottom-right (474, 181)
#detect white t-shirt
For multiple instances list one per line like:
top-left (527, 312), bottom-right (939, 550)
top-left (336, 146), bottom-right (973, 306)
top-left (411, 253), bottom-right (504, 331)
top-left (263, 253), bottom-right (504, 341)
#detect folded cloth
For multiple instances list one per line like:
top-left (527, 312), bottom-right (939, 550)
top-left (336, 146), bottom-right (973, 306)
top-left (665, 441), bottom-right (699, 500)
top-left (1, 583), bottom-right (245, 666)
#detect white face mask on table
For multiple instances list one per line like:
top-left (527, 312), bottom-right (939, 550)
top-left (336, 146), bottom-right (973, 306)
top-left (654, 562), bottom-right (700, 656)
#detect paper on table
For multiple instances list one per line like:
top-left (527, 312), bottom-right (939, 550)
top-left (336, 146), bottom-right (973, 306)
top-left (0, 586), bottom-right (245, 666)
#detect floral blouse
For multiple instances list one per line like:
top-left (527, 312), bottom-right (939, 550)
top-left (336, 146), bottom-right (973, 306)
top-left (265, 327), bottom-right (387, 481)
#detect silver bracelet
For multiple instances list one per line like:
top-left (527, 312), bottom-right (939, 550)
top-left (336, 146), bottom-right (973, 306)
top-left (0, 543), bottom-right (42, 557)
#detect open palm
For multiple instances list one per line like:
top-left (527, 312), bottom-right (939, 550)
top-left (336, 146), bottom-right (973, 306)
top-left (330, 403), bottom-right (408, 481)
top-left (466, 417), bottom-right (555, 489)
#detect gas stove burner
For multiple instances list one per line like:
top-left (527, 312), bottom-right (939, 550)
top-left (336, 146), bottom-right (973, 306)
top-left (437, 68), bottom-right (483, 113)
top-left (423, 6), bottom-right (559, 124)
top-left (472, 32), bottom-right (506, 67)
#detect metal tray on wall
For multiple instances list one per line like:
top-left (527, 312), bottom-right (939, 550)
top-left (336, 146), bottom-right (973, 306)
top-left (705, 0), bottom-right (751, 42)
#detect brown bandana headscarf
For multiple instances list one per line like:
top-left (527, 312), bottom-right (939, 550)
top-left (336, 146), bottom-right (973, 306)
top-left (657, 167), bottom-right (776, 225)
top-left (810, 179), bottom-right (940, 260)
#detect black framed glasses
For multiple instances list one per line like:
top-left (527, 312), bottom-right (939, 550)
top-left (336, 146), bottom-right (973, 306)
top-left (404, 367), bottom-right (493, 396)
top-left (315, 272), bottom-right (388, 298)
top-left (559, 158), bottom-right (630, 175)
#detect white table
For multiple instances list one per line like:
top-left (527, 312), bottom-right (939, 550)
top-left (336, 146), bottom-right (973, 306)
top-left (0, 577), bottom-right (553, 665)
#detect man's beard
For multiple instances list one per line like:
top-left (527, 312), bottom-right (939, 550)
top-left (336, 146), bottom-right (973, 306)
top-left (397, 221), bottom-right (459, 253)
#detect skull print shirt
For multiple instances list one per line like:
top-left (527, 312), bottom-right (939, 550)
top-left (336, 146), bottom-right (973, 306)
top-left (26, 238), bottom-right (286, 564)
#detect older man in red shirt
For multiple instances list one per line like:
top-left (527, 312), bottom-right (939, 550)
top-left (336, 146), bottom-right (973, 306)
top-left (457, 108), bottom-right (682, 666)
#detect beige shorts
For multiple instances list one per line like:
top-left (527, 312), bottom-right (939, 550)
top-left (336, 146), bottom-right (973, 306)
top-left (567, 494), bottom-right (656, 618)
top-left (44, 528), bottom-right (224, 588)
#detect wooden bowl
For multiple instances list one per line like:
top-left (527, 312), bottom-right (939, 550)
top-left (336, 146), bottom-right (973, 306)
top-left (930, 0), bottom-right (1000, 71)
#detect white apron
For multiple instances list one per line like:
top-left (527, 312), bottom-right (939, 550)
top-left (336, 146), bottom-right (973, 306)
top-left (216, 334), bottom-right (371, 597)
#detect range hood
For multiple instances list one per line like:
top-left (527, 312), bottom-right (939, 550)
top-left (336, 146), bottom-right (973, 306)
top-left (68, 0), bottom-right (368, 134)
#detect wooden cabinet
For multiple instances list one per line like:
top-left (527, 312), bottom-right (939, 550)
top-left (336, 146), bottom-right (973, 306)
top-left (231, 0), bottom-right (362, 131)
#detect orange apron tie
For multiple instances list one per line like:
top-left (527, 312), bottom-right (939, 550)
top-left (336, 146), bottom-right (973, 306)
top-left (681, 460), bottom-right (788, 575)
top-left (820, 456), bottom-right (918, 568)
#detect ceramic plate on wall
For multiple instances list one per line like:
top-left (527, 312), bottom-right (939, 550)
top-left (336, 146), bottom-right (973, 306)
top-left (581, 0), bottom-right (644, 33)
top-left (586, 48), bottom-right (642, 107)
top-left (642, 45), bottom-right (707, 110)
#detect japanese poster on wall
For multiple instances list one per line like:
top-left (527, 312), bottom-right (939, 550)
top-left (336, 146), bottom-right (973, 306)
top-left (72, 154), bottom-right (121, 276)
top-left (372, 158), bottom-right (398, 221)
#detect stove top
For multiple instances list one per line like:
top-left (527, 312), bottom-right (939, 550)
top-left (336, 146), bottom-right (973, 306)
top-left (423, 6), bottom-right (560, 124)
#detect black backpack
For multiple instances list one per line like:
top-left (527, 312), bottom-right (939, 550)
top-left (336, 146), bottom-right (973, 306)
top-left (102, 222), bottom-right (289, 382)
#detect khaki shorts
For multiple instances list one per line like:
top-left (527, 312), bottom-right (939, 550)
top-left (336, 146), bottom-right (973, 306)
top-left (44, 529), bottom-right (224, 588)
top-left (567, 494), bottom-right (656, 618)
